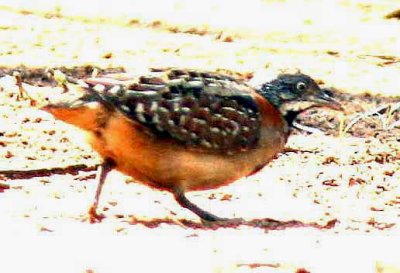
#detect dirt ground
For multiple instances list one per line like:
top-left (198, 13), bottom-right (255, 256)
top-left (1, 1), bottom-right (400, 272)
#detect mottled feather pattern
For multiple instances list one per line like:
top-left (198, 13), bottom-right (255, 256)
top-left (83, 68), bottom-right (262, 153)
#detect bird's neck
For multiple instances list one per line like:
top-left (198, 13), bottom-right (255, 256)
top-left (257, 83), bottom-right (297, 127)
top-left (257, 82), bottom-right (283, 109)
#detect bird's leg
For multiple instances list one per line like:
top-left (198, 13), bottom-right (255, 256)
top-left (13, 71), bottom-right (24, 101)
top-left (13, 71), bottom-right (36, 106)
top-left (88, 158), bottom-right (115, 223)
top-left (173, 187), bottom-right (227, 222)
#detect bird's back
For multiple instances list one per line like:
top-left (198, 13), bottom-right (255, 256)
top-left (82, 68), bottom-right (266, 154)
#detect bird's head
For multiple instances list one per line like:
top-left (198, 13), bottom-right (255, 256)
top-left (258, 73), bottom-right (343, 124)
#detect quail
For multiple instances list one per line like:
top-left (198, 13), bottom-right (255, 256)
top-left (42, 68), bottom-right (342, 222)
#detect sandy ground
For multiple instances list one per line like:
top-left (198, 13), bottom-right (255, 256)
top-left (1, 1), bottom-right (400, 272)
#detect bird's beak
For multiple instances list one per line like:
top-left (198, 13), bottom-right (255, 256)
top-left (314, 89), bottom-right (344, 111)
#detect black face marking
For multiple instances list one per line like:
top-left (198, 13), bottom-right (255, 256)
top-left (282, 110), bottom-right (301, 127)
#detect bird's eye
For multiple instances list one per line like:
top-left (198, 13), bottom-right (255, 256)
top-left (296, 82), bottom-right (306, 91)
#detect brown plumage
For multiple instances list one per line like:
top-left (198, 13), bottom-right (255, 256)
top-left (42, 68), bottom-right (342, 222)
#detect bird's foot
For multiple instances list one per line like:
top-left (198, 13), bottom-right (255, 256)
top-left (173, 188), bottom-right (246, 228)
top-left (88, 205), bottom-right (105, 223)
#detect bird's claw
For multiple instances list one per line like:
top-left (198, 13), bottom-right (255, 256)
top-left (88, 205), bottom-right (105, 223)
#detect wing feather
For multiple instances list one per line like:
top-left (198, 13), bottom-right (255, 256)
top-left (83, 68), bottom-right (262, 154)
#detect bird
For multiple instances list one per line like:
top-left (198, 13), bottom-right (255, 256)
top-left (41, 68), bottom-right (342, 223)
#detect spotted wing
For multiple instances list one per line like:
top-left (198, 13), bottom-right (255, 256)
top-left (83, 68), bottom-right (262, 154)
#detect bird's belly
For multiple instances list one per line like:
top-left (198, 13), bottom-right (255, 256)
top-left (91, 112), bottom-right (286, 192)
